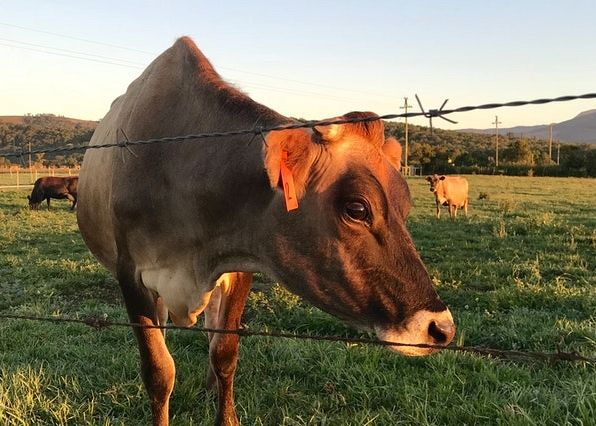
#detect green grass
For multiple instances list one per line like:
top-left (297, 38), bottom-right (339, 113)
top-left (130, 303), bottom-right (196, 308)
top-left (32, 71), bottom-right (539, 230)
top-left (1, 175), bottom-right (595, 425)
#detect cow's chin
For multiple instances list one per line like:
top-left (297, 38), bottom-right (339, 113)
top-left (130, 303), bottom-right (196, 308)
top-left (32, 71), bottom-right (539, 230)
top-left (374, 309), bottom-right (455, 357)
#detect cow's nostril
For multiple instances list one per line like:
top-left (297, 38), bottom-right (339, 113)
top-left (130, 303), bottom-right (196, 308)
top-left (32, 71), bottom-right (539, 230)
top-left (428, 320), bottom-right (455, 344)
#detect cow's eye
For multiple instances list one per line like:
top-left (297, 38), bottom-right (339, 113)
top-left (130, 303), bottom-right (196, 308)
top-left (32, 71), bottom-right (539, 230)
top-left (345, 201), bottom-right (369, 222)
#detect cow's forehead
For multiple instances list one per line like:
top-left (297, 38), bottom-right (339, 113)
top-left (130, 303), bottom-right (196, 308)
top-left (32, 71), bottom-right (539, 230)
top-left (330, 145), bottom-right (411, 212)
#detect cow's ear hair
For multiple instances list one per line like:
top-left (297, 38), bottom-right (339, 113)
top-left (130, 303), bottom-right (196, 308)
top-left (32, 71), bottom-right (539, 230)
top-left (382, 137), bottom-right (402, 171)
top-left (264, 128), bottom-right (314, 199)
top-left (313, 123), bottom-right (343, 143)
top-left (425, 176), bottom-right (432, 182)
top-left (439, 176), bottom-right (446, 181)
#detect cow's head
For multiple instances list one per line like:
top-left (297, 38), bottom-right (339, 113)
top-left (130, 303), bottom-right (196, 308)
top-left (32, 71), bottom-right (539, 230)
top-left (27, 195), bottom-right (40, 210)
top-left (426, 174), bottom-right (445, 193)
top-left (263, 112), bottom-right (455, 356)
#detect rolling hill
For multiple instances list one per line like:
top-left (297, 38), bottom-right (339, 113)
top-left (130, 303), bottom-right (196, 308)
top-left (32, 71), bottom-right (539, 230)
top-left (460, 109), bottom-right (596, 144)
top-left (0, 115), bottom-right (97, 129)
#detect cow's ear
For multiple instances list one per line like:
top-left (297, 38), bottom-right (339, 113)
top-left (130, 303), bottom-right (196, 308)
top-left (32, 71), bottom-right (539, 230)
top-left (382, 137), bottom-right (402, 171)
top-left (439, 176), bottom-right (446, 181)
top-left (425, 176), bottom-right (432, 182)
top-left (314, 123), bottom-right (343, 143)
top-left (264, 128), bottom-right (314, 199)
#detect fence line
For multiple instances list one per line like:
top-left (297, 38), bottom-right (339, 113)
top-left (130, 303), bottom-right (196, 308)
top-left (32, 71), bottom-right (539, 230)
top-left (0, 166), bottom-right (77, 189)
top-left (1, 92), bottom-right (595, 159)
top-left (0, 313), bottom-right (593, 364)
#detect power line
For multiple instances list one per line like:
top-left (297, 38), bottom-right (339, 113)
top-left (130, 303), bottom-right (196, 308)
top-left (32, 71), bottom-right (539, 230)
top-left (0, 21), bottom-right (154, 54)
top-left (220, 66), bottom-right (392, 100)
top-left (0, 37), bottom-right (147, 66)
top-left (0, 41), bottom-right (141, 69)
top-left (237, 81), bottom-right (387, 104)
top-left (0, 22), bottom-right (390, 99)
top-left (1, 39), bottom-right (385, 106)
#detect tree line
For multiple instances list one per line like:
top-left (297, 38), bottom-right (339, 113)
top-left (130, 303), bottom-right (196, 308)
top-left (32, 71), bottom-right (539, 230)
top-left (0, 114), bottom-right (93, 168)
top-left (384, 122), bottom-right (596, 177)
top-left (1, 114), bottom-right (594, 177)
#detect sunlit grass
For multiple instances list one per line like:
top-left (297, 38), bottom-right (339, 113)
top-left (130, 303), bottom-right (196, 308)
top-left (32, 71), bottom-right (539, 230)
top-left (1, 175), bottom-right (595, 425)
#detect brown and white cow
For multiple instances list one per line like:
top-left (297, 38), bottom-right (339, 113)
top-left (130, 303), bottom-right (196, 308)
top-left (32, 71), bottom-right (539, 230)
top-left (28, 176), bottom-right (78, 210)
top-left (77, 37), bottom-right (455, 426)
top-left (425, 174), bottom-right (469, 219)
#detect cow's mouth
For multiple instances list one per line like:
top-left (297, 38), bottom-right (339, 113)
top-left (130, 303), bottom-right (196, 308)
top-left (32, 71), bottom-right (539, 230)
top-left (374, 309), bottom-right (455, 356)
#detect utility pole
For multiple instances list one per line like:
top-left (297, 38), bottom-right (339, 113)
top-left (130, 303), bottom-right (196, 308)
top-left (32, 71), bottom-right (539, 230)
top-left (548, 123), bottom-right (553, 162)
top-left (492, 115), bottom-right (502, 167)
top-left (400, 97), bottom-right (412, 175)
top-left (28, 139), bottom-right (32, 180)
top-left (557, 141), bottom-right (560, 165)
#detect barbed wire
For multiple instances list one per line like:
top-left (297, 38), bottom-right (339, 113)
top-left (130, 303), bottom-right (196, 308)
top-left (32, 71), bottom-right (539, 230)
top-left (0, 313), bottom-right (593, 364)
top-left (1, 92), bottom-right (595, 159)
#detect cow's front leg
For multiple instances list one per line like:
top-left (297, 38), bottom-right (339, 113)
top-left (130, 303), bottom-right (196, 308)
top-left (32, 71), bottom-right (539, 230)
top-left (435, 202), bottom-right (441, 219)
top-left (205, 272), bottom-right (252, 426)
top-left (117, 251), bottom-right (175, 426)
top-left (46, 198), bottom-right (51, 210)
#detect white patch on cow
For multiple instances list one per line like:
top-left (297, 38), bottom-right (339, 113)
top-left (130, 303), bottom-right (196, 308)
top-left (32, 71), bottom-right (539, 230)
top-left (141, 264), bottom-right (214, 327)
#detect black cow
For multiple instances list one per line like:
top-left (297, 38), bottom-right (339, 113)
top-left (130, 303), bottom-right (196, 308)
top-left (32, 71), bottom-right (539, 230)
top-left (28, 176), bottom-right (79, 210)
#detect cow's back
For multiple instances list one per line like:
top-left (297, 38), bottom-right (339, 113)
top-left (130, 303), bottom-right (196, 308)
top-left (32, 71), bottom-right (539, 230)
top-left (439, 177), bottom-right (468, 206)
top-left (77, 37), bottom-right (285, 275)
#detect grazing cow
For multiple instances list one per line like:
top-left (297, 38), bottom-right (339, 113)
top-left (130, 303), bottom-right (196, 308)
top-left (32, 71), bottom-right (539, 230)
top-left (28, 176), bottom-right (78, 210)
top-left (77, 37), bottom-right (455, 426)
top-left (425, 174), bottom-right (469, 219)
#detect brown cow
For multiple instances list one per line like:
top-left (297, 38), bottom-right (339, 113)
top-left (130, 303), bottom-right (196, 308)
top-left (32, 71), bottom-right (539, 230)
top-left (77, 37), bottom-right (455, 426)
top-left (425, 174), bottom-right (469, 219)
top-left (28, 176), bottom-right (78, 210)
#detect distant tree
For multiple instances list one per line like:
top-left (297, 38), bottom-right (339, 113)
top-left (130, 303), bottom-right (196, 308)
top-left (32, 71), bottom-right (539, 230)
top-left (561, 145), bottom-right (587, 171)
top-left (586, 149), bottom-right (596, 177)
top-left (534, 150), bottom-right (553, 166)
top-left (410, 142), bottom-right (434, 166)
top-left (502, 139), bottom-right (534, 165)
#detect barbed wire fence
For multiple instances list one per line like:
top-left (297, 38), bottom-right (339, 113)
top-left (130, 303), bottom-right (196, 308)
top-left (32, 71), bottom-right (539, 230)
top-left (0, 313), bottom-right (593, 364)
top-left (1, 92), bottom-right (595, 159)
top-left (1, 91), bottom-right (596, 365)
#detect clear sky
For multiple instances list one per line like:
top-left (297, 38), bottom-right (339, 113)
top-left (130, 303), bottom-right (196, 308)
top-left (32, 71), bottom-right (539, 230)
top-left (1, 0), bottom-right (595, 130)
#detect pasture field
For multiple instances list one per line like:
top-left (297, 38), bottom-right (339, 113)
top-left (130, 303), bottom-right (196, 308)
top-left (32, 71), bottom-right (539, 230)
top-left (0, 175), bottom-right (594, 425)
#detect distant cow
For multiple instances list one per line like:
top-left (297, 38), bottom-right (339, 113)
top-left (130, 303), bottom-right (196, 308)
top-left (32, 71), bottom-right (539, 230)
top-left (426, 174), bottom-right (469, 219)
top-left (28, 176), bottom-right (78, 210)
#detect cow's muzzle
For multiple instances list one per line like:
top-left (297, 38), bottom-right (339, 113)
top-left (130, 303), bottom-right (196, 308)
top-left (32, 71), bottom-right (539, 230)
top-left (375, 309), bottom-right (455, 356)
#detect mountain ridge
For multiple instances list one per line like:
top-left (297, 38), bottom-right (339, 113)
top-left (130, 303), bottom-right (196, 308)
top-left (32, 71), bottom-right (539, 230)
top-left (459, 109), bottom-right (596, 144)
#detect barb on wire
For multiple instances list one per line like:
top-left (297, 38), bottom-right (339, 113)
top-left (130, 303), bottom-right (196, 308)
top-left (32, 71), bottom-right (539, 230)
top-left (0, 92), bottom-right (595, 159)
top-left (247, 115), bottom-right (266, 146)
top-left (116, 128), bottom-right (138, 160)
top-left (414, 94), bottom-right (458, 134)
top-left (0, 313), bottom-right (594, 364)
